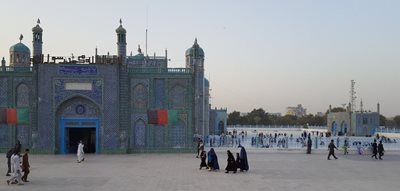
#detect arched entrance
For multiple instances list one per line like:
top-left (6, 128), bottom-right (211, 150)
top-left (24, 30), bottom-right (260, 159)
top-left (56, 96), bottom-right (100, 154)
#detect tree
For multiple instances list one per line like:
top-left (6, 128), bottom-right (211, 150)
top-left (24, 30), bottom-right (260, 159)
top-left (379, 115), bottom-right (386, 126)
top-left (394, 115), bottom-right (400, 127)
top-left (227, 111), bottom-right (241, 125)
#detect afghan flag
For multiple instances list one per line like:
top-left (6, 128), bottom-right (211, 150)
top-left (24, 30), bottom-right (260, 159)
top-left (147, 109), bottom-right (168, 125)
top-left (168, 110), bottom-right (178, 125)
top-left (2, 108), bottom-right (29, 125)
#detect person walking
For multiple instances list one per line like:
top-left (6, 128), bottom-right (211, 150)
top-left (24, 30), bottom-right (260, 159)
top-left (225, 150), bottom-right (237, 173)
top-left (378, 141), bottom-right (384, 160)
top-left (371, 139), bottom-right (378, 159)
top-left (199, 150), bottom-right (207, 170)
top-left (207, 148), bottom-right (220, 171)
top-left (327, 140), bottom-right (338, 160)
top-left (306, 137), bottom-right (312, 154)
top-left (7, 150), bottom-right (23, 185)
top-left (196, 138), bottom-right (201, 158)
top-left (238, 145), bottom-right (249, 171)
top-left (21, 149), bottom-right (30, 182)
top-left (343, 139), bottom-right (349, 155)
top-left (77, 140), bottom-right (85, 163)
top-left (5, 148), bottom-right (13, 176)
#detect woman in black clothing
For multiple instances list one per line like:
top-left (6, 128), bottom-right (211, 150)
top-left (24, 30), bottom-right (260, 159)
top-left (225, 150), bottom-right (236, 173)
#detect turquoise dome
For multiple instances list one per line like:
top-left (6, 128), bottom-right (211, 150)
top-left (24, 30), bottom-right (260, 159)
top-left (9, 42), bottom-right (30, 54)
top-left (116, 25), bottom-right (126, 34)
top-left (185, 38), bottom-right (204, 57)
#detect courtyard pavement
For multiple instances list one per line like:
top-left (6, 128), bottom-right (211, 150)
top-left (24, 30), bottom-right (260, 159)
top-left (1, 149), bottom-right (400, 191)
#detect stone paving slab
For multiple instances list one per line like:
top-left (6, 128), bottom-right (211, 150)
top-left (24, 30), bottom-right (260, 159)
top-left (0, 150), bottom-right (399, 191)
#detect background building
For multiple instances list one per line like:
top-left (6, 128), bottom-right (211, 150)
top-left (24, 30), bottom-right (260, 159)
top-left (286, 104), bottom-right (307, 117)
top-left (327, 104), bottom-right (380, 136)
top-left (0, 20), bottom-right (214, 154)
top-left (209, 107), bottom-right (227, 135)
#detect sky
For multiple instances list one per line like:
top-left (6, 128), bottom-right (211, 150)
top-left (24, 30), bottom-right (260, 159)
top-left (1, 0), bottom-right (399, 117)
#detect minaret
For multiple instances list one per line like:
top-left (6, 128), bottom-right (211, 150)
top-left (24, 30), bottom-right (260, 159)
top-left (116, 19), bottom-right (127, 64)
top-left (186, 38), bottom-right (207, 136)
top-left (32, 18), bottom-right (43, 63)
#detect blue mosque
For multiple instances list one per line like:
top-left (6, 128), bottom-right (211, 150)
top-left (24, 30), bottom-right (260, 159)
top-left (0, 19), bottom-right (227, 154)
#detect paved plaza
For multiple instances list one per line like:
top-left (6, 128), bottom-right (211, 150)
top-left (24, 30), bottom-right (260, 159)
top-left (1, 149), bottom-right (400, 191)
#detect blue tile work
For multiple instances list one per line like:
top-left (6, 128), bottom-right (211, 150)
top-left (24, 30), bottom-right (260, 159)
top-left (0, 125), bottom-right (10, 148)
top-left (0, 78), bottom-right (8, 106)
top-left (154, 79), bottom-right (165, 108)
top-left (170, 120), bottom-right (186, 148)
top-left (168, 79), bottom-right (189, 109)
top-left (54, 79), bottom-right (103, 107)
top-left (154, 125), bottom-right (166, 147)
top-left (130, 113), bottom-right (147, 147)
top-left (16, 84), bottom-right (30, 107)
top-left (17, 125), bottom-right (30, 148)
top-left (131, 79), bottom-right (149, 111)
top-left (36, 64), bottom-right (120, 152)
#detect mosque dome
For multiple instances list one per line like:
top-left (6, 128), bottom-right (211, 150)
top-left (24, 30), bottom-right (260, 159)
top-left (10, 42), bottom-right (30, 54)
top-left (185, 38), bottom-right (204, 58)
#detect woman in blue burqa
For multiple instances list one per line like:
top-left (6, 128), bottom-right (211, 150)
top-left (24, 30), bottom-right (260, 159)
top-left (207, 148), bottom-right (220, 171)
top-left (239, 145), bottom-right (249, 172)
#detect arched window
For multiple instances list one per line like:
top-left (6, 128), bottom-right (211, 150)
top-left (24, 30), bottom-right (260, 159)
top-left (132, 84), bottom-right (148, 110)
top-left (16, 83), bottom-right (29, 107)
top-left (134, 119), bottom-right (146, 146)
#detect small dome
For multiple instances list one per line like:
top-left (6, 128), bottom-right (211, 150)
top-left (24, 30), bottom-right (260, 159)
top-left (10, 42), bottom-right (30, 54)
top-left (116, 19), bottom-right (126, 34)
top-left (32, 18), bottom-right (43, 33)
top-left (185, 38), bottom-right (204, 57)
top-left (32, 24), bottom-right (43, 33)
top-left (116, 25), bottom-right (126, 34)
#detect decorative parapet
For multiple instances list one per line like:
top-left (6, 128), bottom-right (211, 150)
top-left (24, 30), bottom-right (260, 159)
top-left (0, 66), bottom-right (33, 73)
top-left (128, 67), bottom-right (192, 75)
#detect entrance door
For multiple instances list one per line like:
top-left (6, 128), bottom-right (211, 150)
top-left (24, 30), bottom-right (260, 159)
top-left (60, 118), bottom-right (99, 154)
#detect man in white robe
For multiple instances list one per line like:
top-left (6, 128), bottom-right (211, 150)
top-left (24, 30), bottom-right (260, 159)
top-left (7, 151), bottom-right (23, 185)
top-left (77, 140), bottom-right (85, 163)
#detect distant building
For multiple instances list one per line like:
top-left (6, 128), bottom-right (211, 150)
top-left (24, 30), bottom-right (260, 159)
top-left (209, 107), bottom-right (227, 135)
top-left (327, 104), bottom-right (380, 136)
top-left (316, 112), bottom-right (324, 117)
top-left (286, 104), bottom-right (307, 117)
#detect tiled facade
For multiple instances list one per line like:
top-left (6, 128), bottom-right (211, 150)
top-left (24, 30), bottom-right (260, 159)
top-left (0, 21), bottom-right (211, 153)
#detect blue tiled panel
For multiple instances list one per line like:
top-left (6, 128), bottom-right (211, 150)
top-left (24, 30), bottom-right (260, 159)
top-left (0, 125), bottom-right (10, 148)
top-left (17, 125), bottom-right (30, 148)
top-left (0, 78), bottom-right (8, 106)
top-left (131, 113), bottom-right (147, 147)
top-left (154, 79), bottom-right (165, 108)
top-left (54, 79), bottom-right (103, 107)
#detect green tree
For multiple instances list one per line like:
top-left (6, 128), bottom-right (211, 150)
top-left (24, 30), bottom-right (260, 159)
top-left (227, 111), bottom-right (241, 125)
top-left (379, 115), bottom-right (386, 126)
top-left (394, 115), bottom-right (400, 127)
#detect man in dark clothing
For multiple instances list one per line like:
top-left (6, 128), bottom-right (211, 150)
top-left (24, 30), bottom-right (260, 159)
top-left (327, 140), bottom-right (338, 160)
top-left (6, 148), bottom-right (14, 176)
top-left (371, 139), bottom-right (378, 159)
top-left (378, 141), bottom-right (384, 160)
top-left (22, 149), bottom-right (30, 182)
top-left (307, 137), bottom-right (312, 154)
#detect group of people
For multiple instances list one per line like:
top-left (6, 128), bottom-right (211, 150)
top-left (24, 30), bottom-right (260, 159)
top-left (5, 141), bottom-right (30, 186)
top-left (198, 144), bottom-right (249, 174)
top-left (325, 139), bottom-right (385, 160)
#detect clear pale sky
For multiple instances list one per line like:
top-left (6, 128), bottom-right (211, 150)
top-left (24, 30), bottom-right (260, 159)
top-left (1, 0), bottom-right (399, 117)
